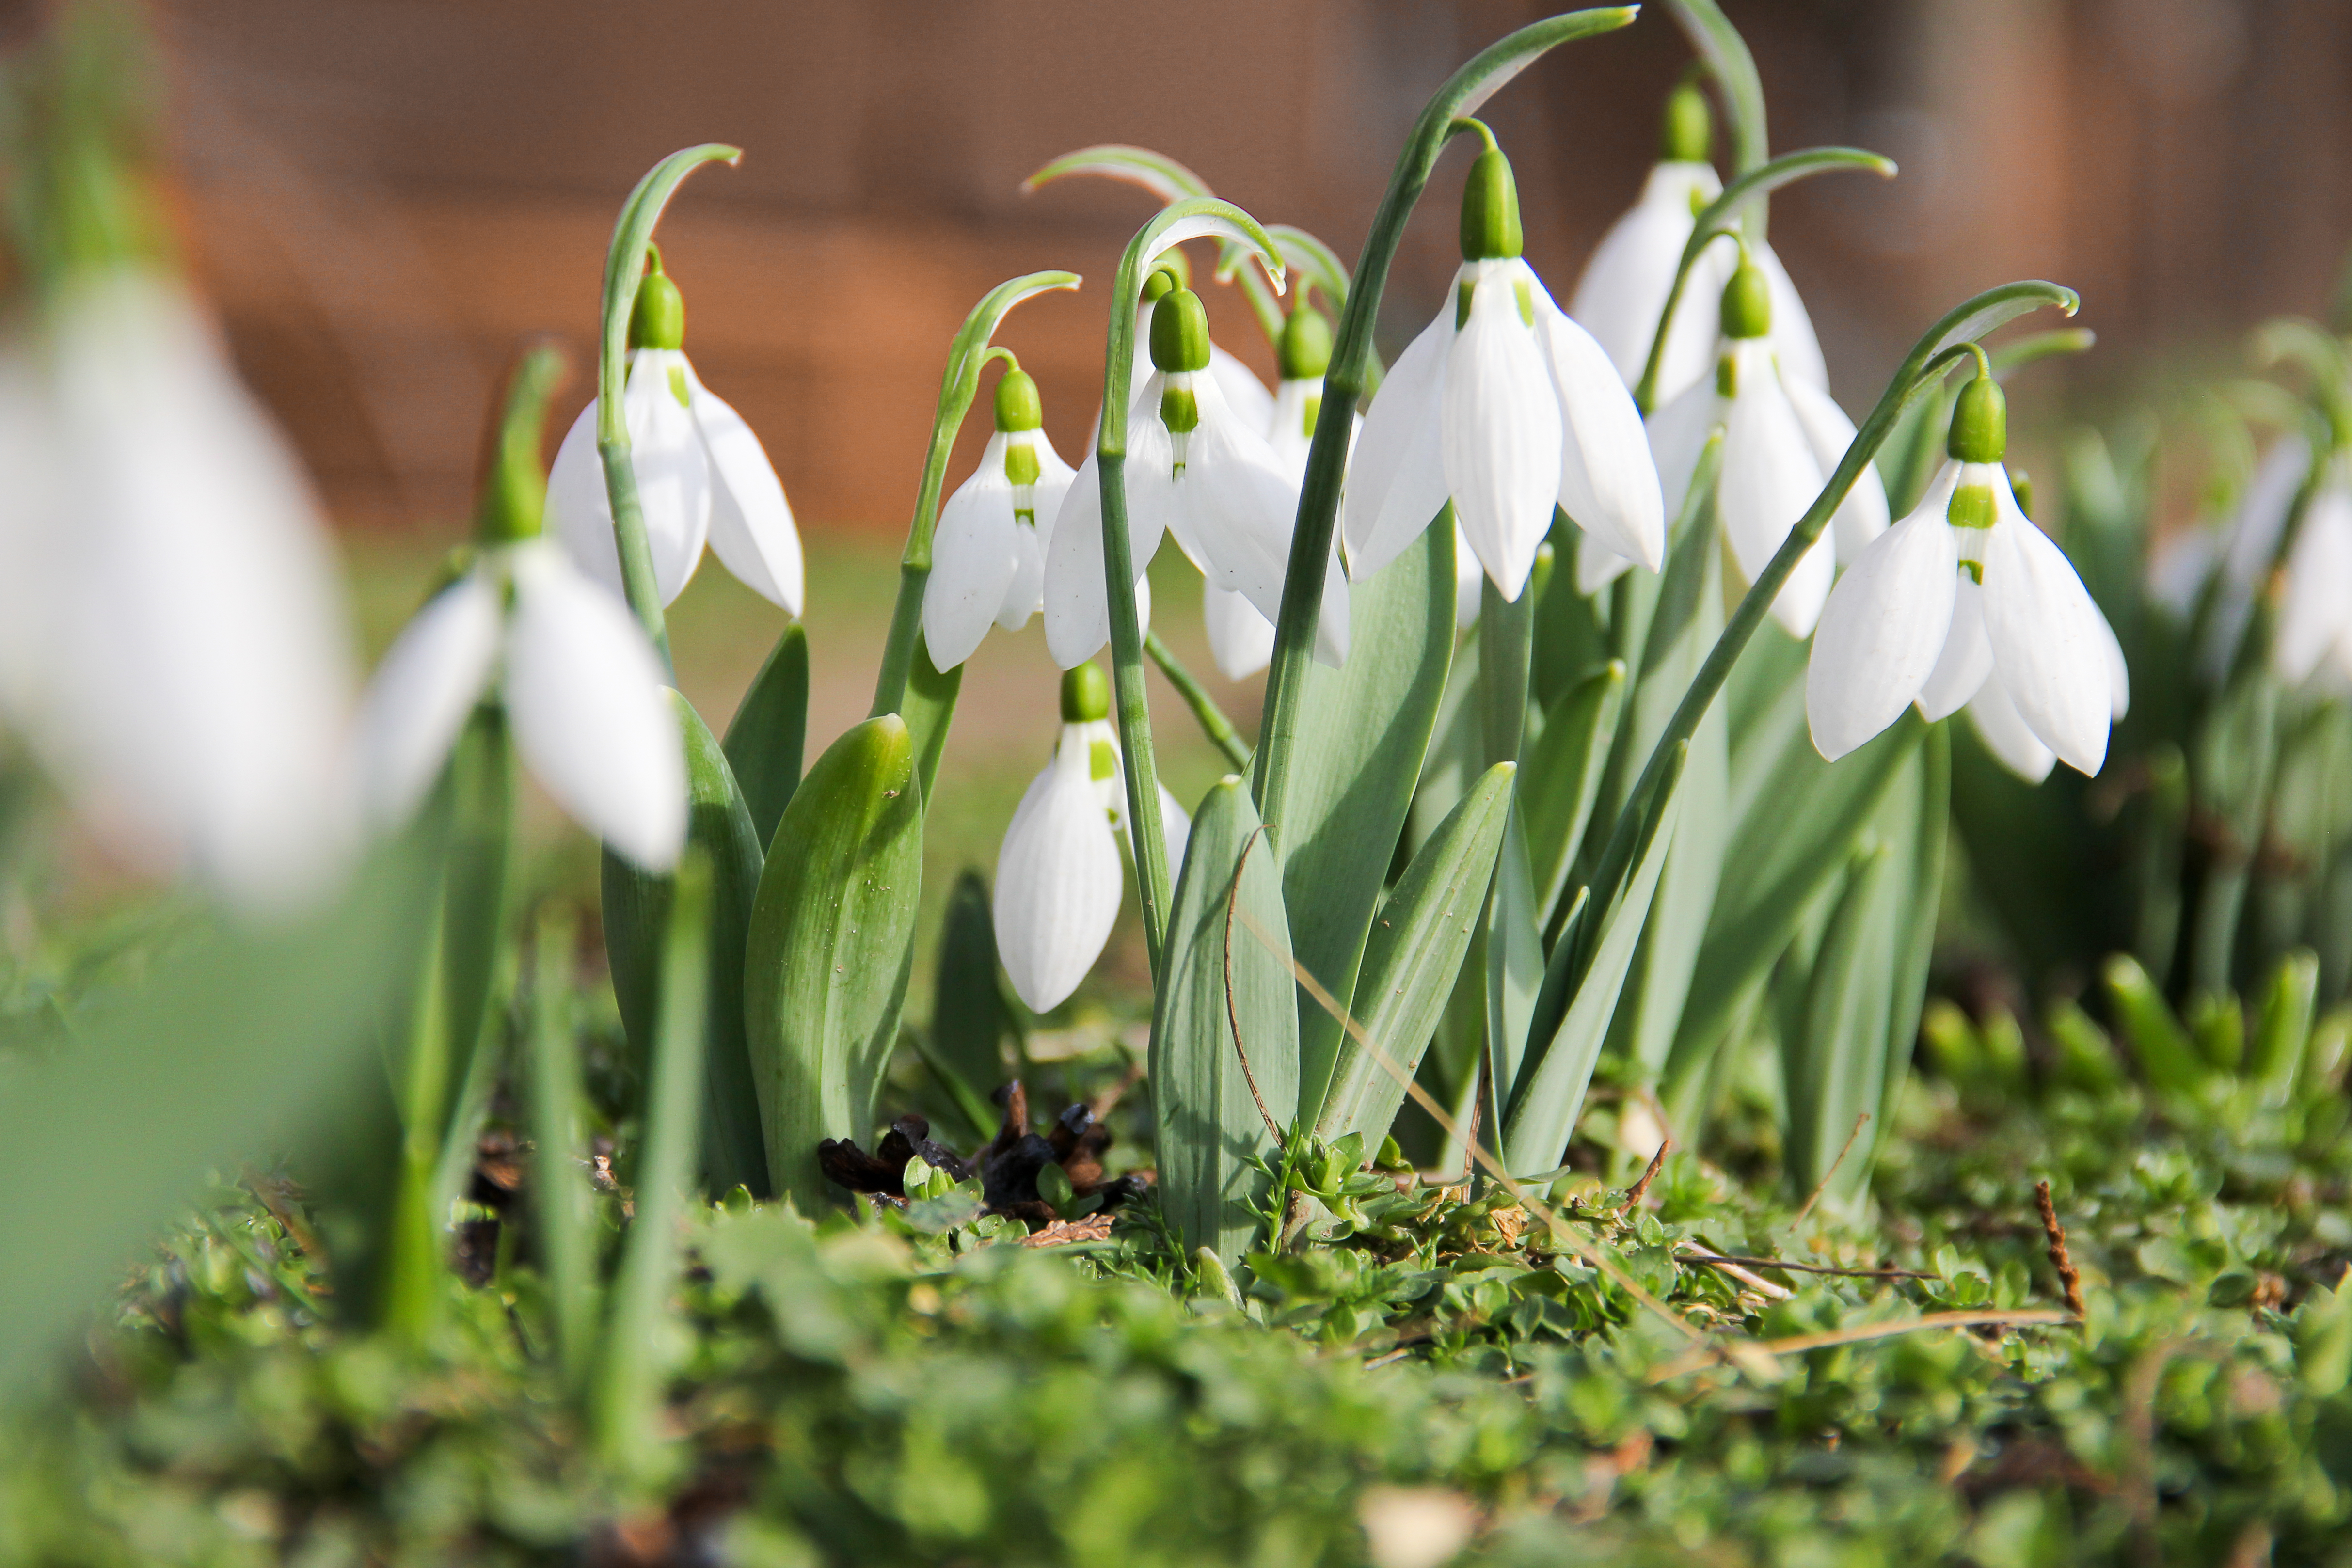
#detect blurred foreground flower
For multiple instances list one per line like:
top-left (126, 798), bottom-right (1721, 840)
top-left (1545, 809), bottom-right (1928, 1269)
top-left (1344, 130), bottom-right (1661, 602)
top-left (357, 356), bottom-right (684, 871)
top-left (923, 359), bottom-right (1078, 668)
top-left (1808, 367), bottom-right (2115, 778)
top-left (994, 664), bottom-right (1188, 1012)
top-left (2273, 459), bottom-right (2352, 690)
top-left (0, 269), bottom-right (357, 909)
top-left (548, 248), bottom-right (803, 613)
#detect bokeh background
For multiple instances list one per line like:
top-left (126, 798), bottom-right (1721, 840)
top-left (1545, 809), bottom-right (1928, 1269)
top-left (35, 0), bottom-right (2351, 984)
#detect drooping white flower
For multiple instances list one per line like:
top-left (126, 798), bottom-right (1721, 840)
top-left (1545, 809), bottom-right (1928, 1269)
top-left (1613, 256), bottom-right (1885, 635)
top-left (1566, 82), bottom-right (1826, 406)
top-left (0, 269), bottom-right (357, 910)
top-left (993, 665), bottom-right (1191, 1012)
top-left (1125, 265), bottom-right (1277, 439)
top-left (547, 254), bottom-right (803, 614)
top-left (2274, 463), bottom-right (2352, 689)
top-left (922, 364), bottom-right (1079, 668)
top-left (1344, 138), bottom-right (1663, 602)
top-left (357, 521), bottom-right (685, 871)
top-left (1807, 370), bottom-right (2114, 778)
top-left (1046, 285), bottom-right (1347, 670)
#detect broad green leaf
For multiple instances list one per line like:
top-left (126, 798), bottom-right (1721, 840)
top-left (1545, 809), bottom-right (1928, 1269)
top-left (1523, 660), bottom-right (1623, 917)
top-left (1782, 840), bottom-right (1896, 1201)
top-left (1151, 778), bottom-right (1299, 1267)
top-left (2104, 952), bottom-right (2209, 1098)
top-left (1483, 807), bottom-right (1543, 1111)
top-left (724, 620), bottom-right (808, 851)
top-left (605, 691), bottom-right (770, 1198)
top-left (1319, 762), bottom-right (1515, 1145)
top-left (525, 907), bottom-right (597, 1394)
top-left (1502, 743), bottom-right (1685, 1176)
top-left (903, 633), bottom-right (963, 806)
top-left (745, 715), bottom-right (924, 1210)
top-left (2252, 949), bottom-right (2321, 1103)
top-left (1867, 725), bottom-right (1950, 1180)
top-left (1272, 523), bottom-right (1456, 1122)
top-left (927, 868), bottom-right (1018, 1143)
top-left (1530, 523), bottom-right (1614, 711)
top-left (0, 839), bottom-right (436, 1397)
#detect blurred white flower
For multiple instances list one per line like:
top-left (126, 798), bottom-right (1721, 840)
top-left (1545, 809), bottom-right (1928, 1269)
top-left (923, 364), bottom-right (1078, 669)
top-left (2273, 470), bottom-right (2352, 689)
top-left (1345, 142), bottom-right (1661, 602)
top-left (0, 269), bottom-right (356, 910)
top-left (356, 540), bottom-right (685, 871)
top-left (547, 255), bottom-right (802, 615)
top-left (1357, 1487), bottom-right (1479, 1568)
top-left (994, 665), bottom-right (1189, 1012)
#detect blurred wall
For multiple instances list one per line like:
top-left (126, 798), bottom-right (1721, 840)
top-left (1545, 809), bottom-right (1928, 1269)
top-left (147, 0), bottom-right (2352, 534)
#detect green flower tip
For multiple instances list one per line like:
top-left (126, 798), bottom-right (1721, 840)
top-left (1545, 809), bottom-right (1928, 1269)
top-left (629, 260), bottom-right (686, 352)
top-left (1061, 662), bottom-right (1111, 724)
top-left (1278, 303), bottom-right (1333, 381)
top-left (476, 348), bottom-right (563, 544)
top-left (1719, 259), bottom-right (1772, 340)
top-left (1459, 146), bottom-right (1524, 262)
top-left (1661, 80), bottom-right (1713, 164)
top-left (994, 366), bottom-right (1043, 433)
top-left (1150, 287), bottom-right (1211, 374)
top-left (1948, 373), bottom-right (2008, 464)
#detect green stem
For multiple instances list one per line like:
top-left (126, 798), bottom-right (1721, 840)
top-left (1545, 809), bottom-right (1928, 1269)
top-left (381, 889), bottom-right (452, 1346)
top-left (1525, 280), bottom-right (2081, 1061)
top-left (1665, 0), bottom-right (1768, 182)
top-left (870, 271), bottom-right (1081, 718)
top-left (1095, 199), bottom-right (1289, 972)
top-left (1146, 630), bottom-right (1253, 771)
top-left (594, 144), bottom-right (741, 665)
top-left (526, 906), bottom-right (597, 1398)
top-left (1253, 8), bottom-right (1639, 835)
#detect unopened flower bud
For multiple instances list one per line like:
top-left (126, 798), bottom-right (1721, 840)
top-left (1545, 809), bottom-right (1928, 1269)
top-left (1719, 258), bottom-right (1772, 341)
top-left (1061, 661), bottom-right (1111, 723)
top-left (1151, 287), bottom-right (1212, 374)
top-left (629, 254), bottom-right (685, 352)
top-left (1948, 371), bottom-right (2007, 464)
top-left (1661, 79), bottom-right (1713, 164)
top-left (1278, 303), bottom-right (1334, 381)
top-left (1458, 146), bottom-right (1525, 262)
top-left (994, 365), bottom-right (1043, 432)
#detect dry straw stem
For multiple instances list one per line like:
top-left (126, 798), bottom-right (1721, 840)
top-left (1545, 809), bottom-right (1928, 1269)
top-left (2035, 1178), bottom-right (2088, 1316)
top-left (1644, 1309), bottom-right (2080, 1384)
top-left (1791, 1110), bottom-right (1871, 1228)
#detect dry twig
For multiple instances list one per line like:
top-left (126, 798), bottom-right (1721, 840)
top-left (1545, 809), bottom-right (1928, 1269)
top-left (2035, 1179), bottom-right (2088, 1317)
top-left (1792, 1112), bottom-right (1870, 1228)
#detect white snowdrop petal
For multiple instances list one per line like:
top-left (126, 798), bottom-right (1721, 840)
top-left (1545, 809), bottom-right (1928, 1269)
top-left (1179, 376), bottom-right (1306, 624)
top-left (1442, 265), bottom-right (1563, 599)
top-left (1981, 488), bottom-right (2112, 777)
top-left (1342, 309), bottom-right (1451, 579)
top-left (2096, 604), bottom-right (2131, 720)
top-left (1916, 577), bottom-right (1995, 722)
top-left (1754, 242), bottom-right (1828, 391)
top-left (992, 744), bottom-right (1125, 1013)
top-left (1455, 523), bottom-right (1486, 626)
top-left (1158, 782), bottom-right (1192, 872)
top-left (1717, 350), bottom-right (1834, 635)
top-left (2146, 528), bottom-right (2216, 619)
top-left (1027, 431), bottom-right (1080, 552)
top-left (924, 443), bottom-right (1021, 670)
top-left (2274, 485), bottom-right (2352, 685)
top-left (1209, 346), bottom-right (1275, 435)
top-left (1966, 674), bottom-right (2057, 783)
top-left (1568, 161), bottom-right (1722, 393)
top-left (503, 543), bottom-right (686, 869)
top-left (1534, 288), bottom-right (1665, 571)
top-left (1643, 374), bottom-right (1721, 528)
top-left (353, 571), bottom-right (504, 828)
top-left (1266, 378), bottom-right (1319, 482)
top-left (1001, 521), bottom-right (1047, 632)
top-left (1805, 499), bottom-right (1961, 759)
top-left (1043, 454), bottom-right (1113, 667)
top-left (1203, 586), bottom-right (1276, 679)
top-left (1574, 532), bottom-right (1634, 596)
top-left (550, 351), bottom-right (714, 608)
top-left (689, 372), bottom-right (803, 615)
top-left (1783, 375), bottom-right (1889, 562)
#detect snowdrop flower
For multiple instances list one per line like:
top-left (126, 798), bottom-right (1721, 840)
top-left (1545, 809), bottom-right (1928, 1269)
top-left (1808, 365), bottom-right (2115, 779)
top-left (993, 665), bottom-right (1191, 1012)
top-left (922, 360), bottom-right (1079, 668)
top-left (2273, 457), bottom-right (2352, 689)
top-left (1205, 302), bottom-right (1356, 678)
top-left (357, 389), bottom-right (686, 871)
top-left (1623, 255), bottom-right (1886, 634)
top-left (0, 269), bottom-right (356, 910)
top-left (1125, 261), bottom-right (1278, 439)
top-left (1046, 285), bottom-right (1348, 670)
top-left (547, 250), bottom-right (803, 613)
top-left (1344, 129), bottom-right (1663, 602)
top-left (1567, 81), bottom-right (1827, 405)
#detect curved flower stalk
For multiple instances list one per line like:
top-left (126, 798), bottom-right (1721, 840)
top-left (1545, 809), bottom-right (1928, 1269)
top-left (993, 665), bottom-right (1190, 1012)
top-left (2274, 457), bottom-right (2352, 690)
top-left (1127, 257), bottom-right (1277, 438)
top-left (1568, 80), bottom-right (1826, 406)
top-left (1808, 363), bottom-right (2114, 780)
top-left (921, 357), bottom-right (1079, 668)
top-left (1615, 253), bottom-right (1887, 629)
top-left (548, 248), bottom-right (803, 614)
top-left (0, 269), bottom-right (357, 910)
top-left (358, 364), bottom-right (685, 872)
top-left (1046, 283), bottom-right (1346, 670)
top-left (1343, 125), bottom-right (1662, 603)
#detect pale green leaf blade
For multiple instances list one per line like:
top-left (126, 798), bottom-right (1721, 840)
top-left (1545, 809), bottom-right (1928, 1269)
top-left (927, 868), bottom-right (1018, 1143)
top-left (1151, 778), bottom-right (1299, 1267)
top-left (1319, 762), bottom-right (1515, 1144)
top-left (723, 620), bottom-right (808, 851)
top-left (1781, 839), bottom-right (1898, 1201)
top-left (744, 715), bottom-right (924, 1209)
top-left (903, 633), bottom-right (963, 807)
top-left (1523, 659), bottom-right (1624, 914)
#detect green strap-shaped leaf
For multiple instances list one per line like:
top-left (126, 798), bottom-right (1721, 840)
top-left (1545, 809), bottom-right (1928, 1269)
top-left (723, 621), bottom-right (808, 851)
top-left (1865, 724), bottom-right (1950, 1179)
top-left (1151, 779), bottom-right (1299, 1267)
top-left (1502, 743), bottom-right (1686, 1176)
top-left (745, 716), bottom-right (925, 1210)
top-left (902, 632), bottom-right (963, 807)
top-left (1483, 806), bottom-right (1543, 1118)
top-left (1781, 839), bottom-right (1897, 1202)
top-left (1523, 659), bottom-right (1624, 918)
top-left (1319, 762), bottom-right (1515, 1145)
top-left (1274, 523), bottom-right (1457, 1123)
top-left (927, 868), bottom-right (1018, 1142)
top-left (604, 691), bottom-right (770, 1198)
top-left (2104, 952), bottom-right (2209, 1099)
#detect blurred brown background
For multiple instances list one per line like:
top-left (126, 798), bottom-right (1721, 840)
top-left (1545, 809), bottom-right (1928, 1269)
top-left (145, 0), bottom-right (2352, 538)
